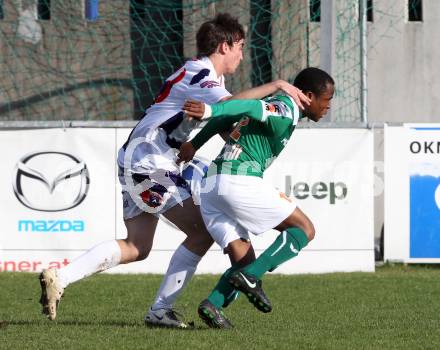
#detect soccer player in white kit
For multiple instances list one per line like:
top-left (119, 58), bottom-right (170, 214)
top-left (38, 13), bottom-right (310, 327)
top-left (178, 67), bottom-right (335, 328)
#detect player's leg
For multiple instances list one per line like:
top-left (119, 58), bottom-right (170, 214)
top-left (222, 238), bottom-right (272, 313)
top-left (39, 212), bottom-right (158, 320)
top-left (194, 173), bottom-right (272, 326)
top-left (206, 238), bottom-right (255, 309)
top-left (198, 239), bottom-right (263, 328)
top-left (229, 207), bottom-right (314, 312)
top-left (196, 191), bottom-right (260, 328)
top-left (146, 197), bottom-right (213, 328)
top-left (241, 206), bottom-right (314, 278)
top-left (211, 177), bottom-right (313, 313)
top-left (163, 197), bottom-right (214, 256)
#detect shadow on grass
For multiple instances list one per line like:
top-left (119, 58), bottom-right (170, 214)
top-left (2, 319), bottom-right (138, 327)
top-left (2, 319), bottom-right (210, 330)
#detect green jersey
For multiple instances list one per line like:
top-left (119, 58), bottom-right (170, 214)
top-left (191, 95), bottom-right (300, 177)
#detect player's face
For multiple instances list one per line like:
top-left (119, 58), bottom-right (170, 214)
top-left (224, 39), bottom-right (244, 74)
top-left (307, 83), bottom-right (335, 122)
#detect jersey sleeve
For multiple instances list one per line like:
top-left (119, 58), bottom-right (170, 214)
top-left (186, 70), bottom-right (231, 104)
top-left (191, 96), bottom-right (299, 149)
top-left (190, 115), bottom-right (242, 150)
top-left (211, 98), bottom-right (296, 124)
top-left (262, 97), bottom-right (300, 136)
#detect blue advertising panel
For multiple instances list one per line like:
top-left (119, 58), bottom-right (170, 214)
top-left (408, 127), bottom-right (440, 258)
top-left (410, 168), bottom-right (440, 257)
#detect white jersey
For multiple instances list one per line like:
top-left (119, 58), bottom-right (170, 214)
top-left (118, 57), bottom-right (231, 169)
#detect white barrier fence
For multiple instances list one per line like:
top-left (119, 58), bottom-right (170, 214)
top-left (0, 128), bottom-right (375, 274)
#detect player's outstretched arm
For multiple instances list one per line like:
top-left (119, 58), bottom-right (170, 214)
top-left (227, 80), bottom-right (310, 110)
top-left (184, 99), bottom-right (267, 122)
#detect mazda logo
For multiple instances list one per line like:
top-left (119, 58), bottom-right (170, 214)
top-left (12, 151), bottom-right (90, 212)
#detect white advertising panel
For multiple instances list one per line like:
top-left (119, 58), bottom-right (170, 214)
top-left (0, 127), bottom-right (374, 274)
top-left (262, 128), bottom-right (375, 273)
top-left (0, 128), bottom-right (117, 272)
top-left (385, 124), bottom-right (440, 262)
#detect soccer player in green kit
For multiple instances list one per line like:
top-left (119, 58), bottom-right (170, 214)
top-left (178, 67), bottom-right (335, 328)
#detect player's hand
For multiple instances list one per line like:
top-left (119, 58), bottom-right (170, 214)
top-left (183, 100), bottom-right (205, 120)
top-left (177, 142), bottom-right (196, 164)
top-left (278, 81), bottom-right (310, 110)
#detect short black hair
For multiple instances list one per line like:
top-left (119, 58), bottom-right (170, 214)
top-left (293, 67), bottom-right (335, 96)
top-left (196, 13), bottom-right (245, 58)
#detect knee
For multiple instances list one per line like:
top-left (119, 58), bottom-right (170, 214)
top-left (184, 229), bottom-right (214, 255)
top-left (281, 214), bottom-right (315, 243)
top-left (135, 246), bottom-right (151, 261)
top-left (226, 239), bottom-right (255, 266)
top-left (121, 239), bottom-right (151, 262)
top-left (303, 221), bottom-right (315, 242)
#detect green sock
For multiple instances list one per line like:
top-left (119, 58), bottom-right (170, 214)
top-left (207, 264), bottom-right (240, 309)
top-left (243, 228), bottom-right (309, 279)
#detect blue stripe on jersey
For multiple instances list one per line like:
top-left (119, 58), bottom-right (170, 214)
top-left (160, 111), bottom-right (184, 134)
top-left (159, 111), bottom-right (185, 148)
top-left (190, 69), bottom-right (210, 85)
top-left (165, 136), bottom-right (182, 149)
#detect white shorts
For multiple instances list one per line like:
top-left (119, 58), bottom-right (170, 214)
top-left (200, 174), bottom-right (297, 250)
top-left (118, 128), bottom-right (208, 219)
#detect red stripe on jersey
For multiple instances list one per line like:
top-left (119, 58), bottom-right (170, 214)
top-left (155, 68), bottom-right (186, 103)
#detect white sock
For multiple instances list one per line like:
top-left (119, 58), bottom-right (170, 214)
top-left (151, 244), bottom-right (202, 311)
top-left (57, 240), bottom-right (121, 289)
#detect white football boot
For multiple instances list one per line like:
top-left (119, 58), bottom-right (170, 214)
top-left (39, 268), bottom-right (64, 320)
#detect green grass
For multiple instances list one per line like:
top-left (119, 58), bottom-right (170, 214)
top-left (1, 264), bottom-right (440, 349)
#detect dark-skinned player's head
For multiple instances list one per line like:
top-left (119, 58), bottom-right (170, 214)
top-left (294, 67), bottom-right (335, 122)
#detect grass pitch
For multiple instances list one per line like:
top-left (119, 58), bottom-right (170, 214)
top-left (1, 264), bottom-right (440, 349)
